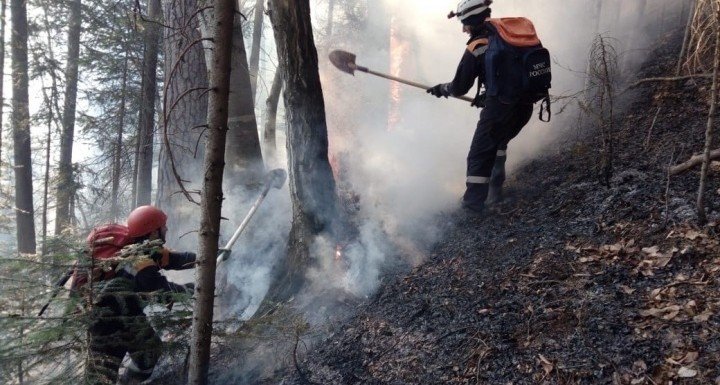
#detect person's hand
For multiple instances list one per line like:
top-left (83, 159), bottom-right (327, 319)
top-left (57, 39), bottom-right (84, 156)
top-left (184, 282), bottom-right (195, 294)
top-left (427, 84), bottom-right (448, 98)
top-left (471, 92), bottom-right (486, 108)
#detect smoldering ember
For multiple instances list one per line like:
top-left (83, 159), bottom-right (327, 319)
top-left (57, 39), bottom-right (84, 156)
top-left (1, 1), bottom-right (719, 384)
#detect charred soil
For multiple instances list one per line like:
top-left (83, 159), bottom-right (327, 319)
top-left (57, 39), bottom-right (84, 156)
top-left (275, 34), bottom-right (720, 385)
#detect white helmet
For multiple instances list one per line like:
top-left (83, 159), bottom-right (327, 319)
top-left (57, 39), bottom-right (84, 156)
top-left (450, 0), bottom-right (493, 22)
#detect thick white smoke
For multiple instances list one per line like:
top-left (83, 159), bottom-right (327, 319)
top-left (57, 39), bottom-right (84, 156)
top-left (166, 0), bottom-right (685, 320)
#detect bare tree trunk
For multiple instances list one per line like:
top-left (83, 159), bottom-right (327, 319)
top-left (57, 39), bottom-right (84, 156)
top-left (112, 54), bottom-right (129, 219)
top-left (249, 0), bottom-right (264, 99)
top-left (0, 0), bottom-right (6, 179)
top-left (135, 0), bottom-right (162, 206)
top-left (41, 88), bottom-right (52, 256)
top-left (187, 1), bottom-right (234, 384)
top-left (157, 0), bottom-right (209, 245)
top-left (54, 0), bottom-right (81, 234)
top-left (11, 0), bottom-right (35, 253)
top-left (223, 9), bottom-right (264, 186)
top-left (263, 67), bottom-right (282, 156)
top-left (697, 5), bottom-right (720, 224)
top-left (262, 0), bottom-right (344, 306)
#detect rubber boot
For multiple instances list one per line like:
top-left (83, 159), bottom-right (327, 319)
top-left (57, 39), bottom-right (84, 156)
top-left (462, 182), bottom-right (489, 214)
top-left (487, 154), bottom-right (506, 205)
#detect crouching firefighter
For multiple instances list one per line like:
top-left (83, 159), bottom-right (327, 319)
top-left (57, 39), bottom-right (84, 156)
top-left (71, 205), bottom-right (196, 385)
top-left (427, 0), bottom-right (552, 213)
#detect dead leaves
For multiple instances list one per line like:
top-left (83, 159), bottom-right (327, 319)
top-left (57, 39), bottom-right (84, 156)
top-left (639, 305), bottom-right (681, 320)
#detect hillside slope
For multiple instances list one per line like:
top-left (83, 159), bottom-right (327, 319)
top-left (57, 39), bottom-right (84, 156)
top-left (279, 34), bottom-right (720, 385)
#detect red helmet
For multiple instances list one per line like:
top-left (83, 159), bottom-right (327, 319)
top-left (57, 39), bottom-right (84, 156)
top-left (126, 205), bottom-right (168, 238)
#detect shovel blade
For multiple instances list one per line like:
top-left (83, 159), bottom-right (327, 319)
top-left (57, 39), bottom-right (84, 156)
top-left (329, 50), bottom-right (358, 75)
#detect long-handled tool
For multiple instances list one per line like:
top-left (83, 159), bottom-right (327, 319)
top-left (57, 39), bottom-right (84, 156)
top-left (38, 269), bottom-right (73, 317)
top-left (217, 168), bottom-right (288, 263)
top-left (329, 49), bottom-right (474, 103)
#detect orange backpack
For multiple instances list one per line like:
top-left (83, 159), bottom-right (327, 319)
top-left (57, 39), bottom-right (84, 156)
top-left (70, 224), bottom-right (132, 290)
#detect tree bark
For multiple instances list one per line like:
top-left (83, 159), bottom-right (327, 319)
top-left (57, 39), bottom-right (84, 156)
top-left (11, 0), bottom-right (35, 253)
top-left (135, 0), bottom-right (162, 206)
top-left (112, 54), bottom-right (129, 219)
top-left (187, 1), bottom-right (234, 383)
top-left (41, 85), bottom-right (53, 256)
top-left (223, 8), bottom-right (264, 186)
top-left (263, 67), bottom-right (282, 156)
top-left (249, 0), bottom-right (264, 99)
top-left (54, 0), bottom-right (81, 234)
top-left (697, 6), bottom-right (720, 224)
top-left (671, 148), bottom-right (720, 175)
top-left (262, 0), bottom-right (344, 307)
top-left (0, 0), bottom-right (6, 179)
top-left (157, 0), bottom-right (209, 244)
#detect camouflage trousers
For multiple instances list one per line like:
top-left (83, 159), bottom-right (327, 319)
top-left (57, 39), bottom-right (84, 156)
top-left (84, 278), bottom-right (161, 385)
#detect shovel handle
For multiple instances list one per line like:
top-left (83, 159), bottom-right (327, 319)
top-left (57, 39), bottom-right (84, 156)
top-left (355, 65), bottom-right (475, 103)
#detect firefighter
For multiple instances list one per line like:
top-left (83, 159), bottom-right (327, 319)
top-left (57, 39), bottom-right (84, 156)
top-left (85, 205), bottom-right (196, 385)
top-left (427, 0), bottom-right (535, 213)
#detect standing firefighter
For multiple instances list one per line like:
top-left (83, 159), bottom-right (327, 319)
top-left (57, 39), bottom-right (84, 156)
top-left (76, 205), bottom-right (196, 385)
top-left (427, 0), bottom-right (551, 213)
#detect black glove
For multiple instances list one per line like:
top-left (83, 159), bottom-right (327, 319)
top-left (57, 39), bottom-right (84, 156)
top-left (427, 84), bottom-right (448, 98)
top-left (471, 92), bottom-right (486, 108)
top-left (184, 282), bottom-right (195, 294)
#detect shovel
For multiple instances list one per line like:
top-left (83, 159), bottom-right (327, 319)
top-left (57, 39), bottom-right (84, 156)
top-left (329, 50), bottom-right (474, 103)
top-left (216, 168), bottom-right (288, 263)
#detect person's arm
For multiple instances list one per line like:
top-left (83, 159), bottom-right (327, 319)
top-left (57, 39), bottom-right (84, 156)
top-left (135, 265), bottom-right (189, 294)
top-left (428, 39), bottom-right (487, 98)
top-left (151, 248), bottom-right (196, 270)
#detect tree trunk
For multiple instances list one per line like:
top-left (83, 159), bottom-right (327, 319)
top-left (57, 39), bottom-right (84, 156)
top-left (157, 0), bottom-right (209, 245)
top-left (249, 0), bottom-right (264, 99)
top-left (697, 5), bottom-right (720, 224)
top-left (262, 0), bottom-right (344, 307)
top-left (11, 0), bottom-right (35, 253)
top-left (263, 67), bottom-right (282, 157)
top-left (41, 87), bottom-right (52, 256)
top-left (187, 1), bottom-right (234, 383)
top-left (54, 0), bottom-right (81, 234)
top-left (112, 54), bottom-right (129, 219)
top-left (224, 11), bottom-right (264, 186)
top-left (135, 0), bottom-right (162, 206)
top-left (0, 0), bottom-right (6, 179)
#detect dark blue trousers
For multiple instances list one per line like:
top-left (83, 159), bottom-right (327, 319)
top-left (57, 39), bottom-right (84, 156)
top-left (463, 98), bottom-right (533, 209)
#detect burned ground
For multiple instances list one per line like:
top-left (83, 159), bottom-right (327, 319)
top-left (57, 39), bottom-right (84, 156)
top-left (272, 33), bottom-right (720, 385)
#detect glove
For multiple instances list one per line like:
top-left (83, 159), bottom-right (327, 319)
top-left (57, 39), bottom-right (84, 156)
top-left (471, 92), bottom-right (486, 108)
top-left (184, 282), bottom-right (195, 294)
top-left (427, 84), bottom-right (448, 98)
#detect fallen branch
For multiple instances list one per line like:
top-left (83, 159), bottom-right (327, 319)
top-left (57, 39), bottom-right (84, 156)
top-left (670, 148), bottom-right (720, 175)
top-left (628, 73), bottom-right (712, 88)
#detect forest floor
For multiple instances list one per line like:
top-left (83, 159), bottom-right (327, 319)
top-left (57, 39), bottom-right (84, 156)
top-left (268, 34), bottom-right (720, 385)
top-left (148, 32), bottom-right (720, 385)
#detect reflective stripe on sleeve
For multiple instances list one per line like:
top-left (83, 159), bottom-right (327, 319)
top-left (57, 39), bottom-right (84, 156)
top-left (472, 45), bottom-right (488, 57)
top-left (467, 176), bottom-right (490, 184)
top-left (496, 150), bottom-right (507, 157)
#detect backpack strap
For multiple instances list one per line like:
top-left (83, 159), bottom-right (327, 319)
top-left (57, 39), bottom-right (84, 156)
top-left (539, 95), bottom-right (551, 122)
top-left (466, 38), bottom-right (489, 57)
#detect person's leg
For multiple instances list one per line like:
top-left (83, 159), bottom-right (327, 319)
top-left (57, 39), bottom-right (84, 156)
top-left (86, 310), bottom-right (127, 384)
top-left (464, 102), bottom-right (503, 211)
top-left (487, 103), bottom-right (534, 204)
top-left (123, 314), bottom-right (162, 383)
top-left (488, 145), bottom-right (507, 204)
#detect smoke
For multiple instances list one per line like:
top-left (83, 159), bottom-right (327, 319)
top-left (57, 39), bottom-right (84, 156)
top-left (164, 1), bottom-right (685, 373)
top-left (316, 0), bottom-right (685, 296)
